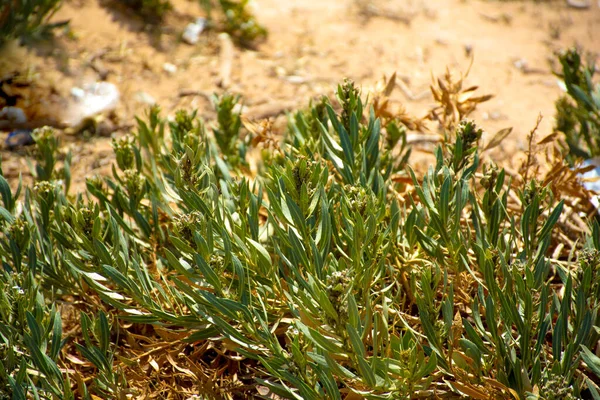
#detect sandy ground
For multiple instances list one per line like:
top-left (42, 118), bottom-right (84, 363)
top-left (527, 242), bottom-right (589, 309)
top-left (0, 0), bottom-right (599, 190)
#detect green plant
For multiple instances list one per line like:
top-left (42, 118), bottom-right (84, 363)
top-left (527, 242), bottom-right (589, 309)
top-left (1, 77), bottom-right (599, 399)
top-left (554, 48), bottom-right (600, 163)
top-left (211, 92), bottom-right (248, 173)
top-left (0, 0), bottom-right (66, 46)
top-left (199, 0), bottom-right (267, 47)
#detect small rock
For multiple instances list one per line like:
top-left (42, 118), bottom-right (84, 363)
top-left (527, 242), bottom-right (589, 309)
top-left (514, 58), bottom-right (528, 71)
top-left (70, 87), bottom-right (86, 99)
top-left (195, 17), bottom-right (207, 28)
top-left (482, 111), bottom-right (507, 121)
top-left (182, 23), bottom-right (201, 44)
top-left (5, 129), bottom-right (34, 149)
top-left (182, 18), bottom-right (206, 45)
top-left (274, 66), bottom-right (287, 77)
top-left (286, 75), bottom-right (308, 84)
top-left (135, 91), bottom-right (156, 105)
top-left (163, 62), bottom-right (177, 74)
top-left (65, 82), bottom-right (120, 127)
top-left (0, 106), bottom-right (27, 125)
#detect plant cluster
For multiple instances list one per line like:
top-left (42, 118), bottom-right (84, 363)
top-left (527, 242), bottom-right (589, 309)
top-left (554, 48), bottom-right (600, 164)
top-left (0, 77), bottom-right (599, 399)
top-left (0, 0), bottom-right (65, 46)
top-left (113, 0), bottom-right (267, 45)
top-left (199, 0), bottom-right (267, 47)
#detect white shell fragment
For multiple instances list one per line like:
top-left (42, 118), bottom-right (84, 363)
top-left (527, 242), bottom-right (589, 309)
top-left (182, 18), bottom-right (207, 45)
top-left (163, 62), bottom-right (177, 74)
top-left (65, 81), bottom-right (120, 126)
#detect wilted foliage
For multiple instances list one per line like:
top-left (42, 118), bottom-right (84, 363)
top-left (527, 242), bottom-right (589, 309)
top-left (0, 76), bottom-right (599, 399)
top-left (429, 66), bottom-right (493, 134)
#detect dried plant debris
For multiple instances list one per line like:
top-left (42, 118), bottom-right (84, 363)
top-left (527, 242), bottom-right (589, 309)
top-left (1, 73), bottom-right (600, 400)
top-left (371, 73), bottom-right (429, 132)
top-left (429, 66), bottom-right (493, 134)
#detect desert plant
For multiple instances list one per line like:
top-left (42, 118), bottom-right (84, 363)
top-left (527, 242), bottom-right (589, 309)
top-left (554, 48), bottom-right (600, 163)
top-left (1, 78), bottom-right (599, 399)
top-left (199, 0), bottom-right (267, 47)
top-left (0, 0), bottom-right (65, 46)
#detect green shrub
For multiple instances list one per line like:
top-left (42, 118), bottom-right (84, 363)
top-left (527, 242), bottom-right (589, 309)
top-left (114, 0), bottom-right (267, 45)
top-left (1, 80), bottom-right (599, 398)
top-left (199, 0), bottom-right (267, 47)
top-left (554, 48), bottom-right (600, 163)
top-left (0, 0), bottom-right (65, 46)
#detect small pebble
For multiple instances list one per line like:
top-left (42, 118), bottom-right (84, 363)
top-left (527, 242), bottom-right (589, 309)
top-left (195, 17), bottom-right (207, 28)
top-left (286, 75), bottom-right (307, 84)
top-left (5, 129), bottom-right (34, 149)
top-left (514, 58), bottom-right (528, 71)
top-left (163, 63), bottom-right (177, 74)
top-left (71, 87), bottom-right (86, 99)
top-left (182, 18), bottom-right (206, 45)
top-left (0, 106), bottom-right (27, 125)
top-left (135, 91), bottom-right (156, 105)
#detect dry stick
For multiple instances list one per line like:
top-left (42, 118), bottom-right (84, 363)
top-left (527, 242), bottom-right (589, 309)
top-left (218, 33), bottom-right (234, 89)
top-left (406, 133), bottom-right (440, 145)
top-left (88, 48), bottom-right (110, 80)
top-left (174, 89), bottom-right (214, 113)
top-left (479, 12), bottom-right (504, 23)
top-left (516, 63), bottom-right (548, 75)
top-left (522, 114), bottom-right (544, 185)
top-left (564, 203), bottom-right (592, 233)
top-left (396, 79), bottom-right (430, 101)
top-left (244, 101), bottom-right (298, 120)
top-left (356, 2), bottom-right (414, 24)
top-left (128, 342), bottom-right (174, 362)
top-left (178, 89), bottom-right (213, 100)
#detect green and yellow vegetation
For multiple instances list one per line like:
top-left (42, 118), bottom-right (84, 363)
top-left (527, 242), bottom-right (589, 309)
top-left (1, 50), bottom-right (600, 398)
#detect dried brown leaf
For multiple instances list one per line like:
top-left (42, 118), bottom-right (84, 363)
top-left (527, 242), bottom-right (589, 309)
top-left (384, 72), bottom-right (396, 96)
top-left (447, 380), bottom-right (489, 400)
top-left (537, 132), bottom-right (560, 145)
top-left (484, 127), bottom-right (513, 151)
